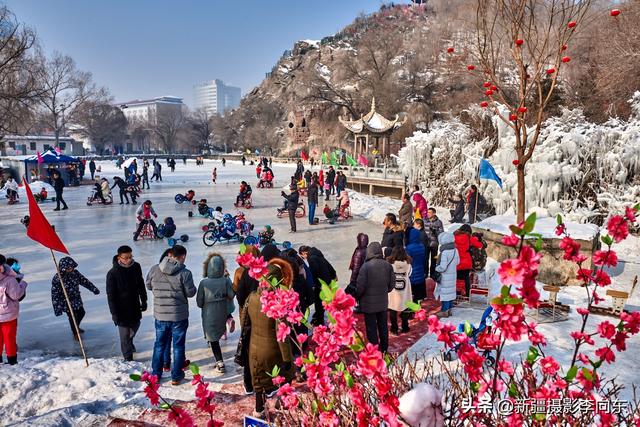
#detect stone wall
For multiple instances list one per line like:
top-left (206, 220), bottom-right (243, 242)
top-left (472, 227), bottom-right (600, 285)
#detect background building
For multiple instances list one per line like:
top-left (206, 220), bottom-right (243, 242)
top-left (118, 96), bottom-right (185, 125)
top-left (0, 135), bottom-right (83, 156)
top-left (193, 79), bottom-right (241, 116)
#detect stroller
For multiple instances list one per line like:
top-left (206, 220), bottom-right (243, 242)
top-left (443, 306), bottom-right (497, 367)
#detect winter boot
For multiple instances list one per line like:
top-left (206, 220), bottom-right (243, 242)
top-left (215, 361), bottom-right (226, 373)
top-left (227, 317), bottom-right (236, 334)
top-left (7, 356), bottom-right (17, 365)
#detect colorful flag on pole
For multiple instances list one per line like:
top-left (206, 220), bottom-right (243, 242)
top-left (321, 152), bottom-right (329, 164)
top-left (55, 146), bottom-right (62, 154)
top-left (300, 150), bottom-right (309, 161)
top-left (330, 152), bottom-right (338, 166)
top-left (22, 177), bottom-right (69, 254)
top-left (346, 153), bottom-right (357, 166)
top-left (358, 155), bottom-right (369, 166)
top-left (479, 159), bottom-right (503, 189)
top-left (36, 151), bottom-right (43, 164)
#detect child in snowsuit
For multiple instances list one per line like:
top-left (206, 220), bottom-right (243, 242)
top-left (51, 257), bottom-right (100, 339)
top-left (197, 253), bottom-right (235, 373)
top-left (134, 200), bottom-right (158, 240)
top-left (258, 225), bottom-right (275, 245)
top-left (435, 232), bottom-right (460, 318)
top-left (0, 254), bottom-right (28, 364)
top-left (212, 168), bottom-right (217, 184)
top-left (212, 206), bottom-right (224, 225)
top-left (158, 217), bottom-right (176, 238)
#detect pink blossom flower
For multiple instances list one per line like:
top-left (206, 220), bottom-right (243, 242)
top-left (498, 258), bottom-right (525, 286)
top-left (555, 223), bottom-right (566, 236)
top-left (167, 406), bottom-right (194, 427)
top-left (577, 307), bottom-right (589, 316)
top-left (247, 256), bottom-right (269, 280)
top-left (576, 268), bottom-right (593, 283)
top-left (597, 321), bottom-right (616, 339)
top-left (272, 375), bottom-right (286, 386)
top-left (414, 308), bottom-right (427, 321)
top-left (492, 300), bottom-right (527, 341)
top-left (540, 356), bottom-right (560, 375)
top-left (527, 322), bottom-right (547, 346)
top-left (276, 322), bottom-right (291, 342)
top-left (593, 250), bottom-right (618, 267)
top-left (621, 311), bottom-right (640, 334)
top-left (559, 236), bottom-right (585, 262)
top-left (501, 233), bottom-right (520, 247)
top-left (625, 206), bottom-right (637, 223)
top-left (276, 383), bottom-right (299, 409)
top-left (519, 276), bottom-right (540, 308)
top-left (236, 252), bottom-right (255, 268)
top-left (607, 215), bottom-right (629, 243)
top-left (594, 270), bottom-right (612, 287)
top-left (498, 359), bottom-right (514, 375)
top-left (612, 331), bottom-right (628, 352)
top-left (596, 346), bottom-right (615, 364)
top-left (318, 410), bottom-right (340, 427)
top-left (355, 343), bottom-right (386, 379)
top-left (296, 333), bottom-right (307, 344)
top-left (577, 353), bottom-right (590, 364)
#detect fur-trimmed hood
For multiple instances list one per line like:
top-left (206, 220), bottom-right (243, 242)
top-left (203, 252), bottom-right (226, 279)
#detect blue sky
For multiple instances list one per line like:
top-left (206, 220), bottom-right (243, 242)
top-left (5, 0), bottom-right (399, 107)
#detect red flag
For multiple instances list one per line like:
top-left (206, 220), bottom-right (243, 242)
top-left (36, 151), bottom-right (43, 164)
top-left (358, 154), bottom-right (369, 166)
top-left (55, 146), bottom-right (62, 154)
top-left (300, 151), bottom-right (309, 161)
top-left (22, 177), bottom-right (69, 254)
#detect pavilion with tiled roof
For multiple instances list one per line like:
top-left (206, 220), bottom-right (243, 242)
top-left (339, 97), bottom-right (406, 158)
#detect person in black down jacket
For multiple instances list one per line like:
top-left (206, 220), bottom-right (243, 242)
top-left (307, 178), bottom-right (319, 225)
top-left (356, 242), bottom-right (395, 353)
top-left (281, 185), bottom-right (300, 233)
top-left (347, 233), bottom-right (369, 294)
top-left (106, 245), bottom-right (147, 361)
top-left (381, 213), bottom-right (404, 252)
top-left (52, 170), bottom-right (68, 211)
top-left (51, 256), bottom-right (100, 340)
top-left (423, 208), bottom-right (444, 278)
top-left (299, 246), bottom-right (337, 326)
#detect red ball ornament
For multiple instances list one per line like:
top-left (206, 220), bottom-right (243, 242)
top-left (490, 85), bottom-right (498, 91)
top-left (509, 114), bottom-right (518, 121)
top-left (447, 47), bottom-right (454, 53)
top-left (562, 56), bottom-right (571, 63)
top-left (467, 64), bottom-right (476, 71)
top-left (610, 9), bottom-right (620, 17)
top-left (480, 101), bottom-right (489, 108)
top-left (512, 159), bottom-right (520, 166)
top-left (483, 82), bottom-right (491, 88)
top-left (515, 39), bottom-right (524, 46)
top-left (567, 21), bottom-right (577, 28)
top-left (546, 68), bottom-right (556, 75)
top-left (518, 106), bottom-right (527, 113)
top-left (484, 89), bottom-right (494, 96)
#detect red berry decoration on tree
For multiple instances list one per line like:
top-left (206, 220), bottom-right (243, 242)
top-left (562, 56), bottom-right (571, 63)
top-left (447, 47), bottom-right (454, 53)
top-left (467, 64), bottom-right (476, 71)
top-left (561, 44), bottom-right (568, 51)
top-left (567, 21), bottom-right (577, 28)
top-left (483, 82), bottom-right (491, 88)
top-left (480, 101), bottom-right (489, 108)
top-left (515, 39), bottom-right (524, 46)
top-left (490, 85), bottom-right (498, 91)
top-left (610, 9), bottom-right (620, 17)
top-left (518, 107), bottom-right (527, 113)
top-left (484, 90), bottom-right (494, 96)
top-left (512, 159), bottom-right (520, 166)
top-left (546, 68), bottom-right (556, 74)
top-left (509, 114), bottom-right (518, 121)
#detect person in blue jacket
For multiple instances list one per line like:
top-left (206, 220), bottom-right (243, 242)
top-left (405, 227), bottom-right (426, 302)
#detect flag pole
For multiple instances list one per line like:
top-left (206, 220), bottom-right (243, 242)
top-left (51, 249), bottom-right (89, 367)
top-left (474, 159), bottom-right (481, 223)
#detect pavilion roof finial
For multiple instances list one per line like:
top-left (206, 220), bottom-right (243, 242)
top-left (370, 97), bottom-right (376, 113)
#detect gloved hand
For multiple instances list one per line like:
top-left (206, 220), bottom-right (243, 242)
top-left (140, 302), bottom-right (147, 312)
top-left (94, 289), bottom-right (100, 295)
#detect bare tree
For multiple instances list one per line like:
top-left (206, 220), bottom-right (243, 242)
top-left (36, 51), bottom-right (109, 147)
top-left (150, 108), bottom-right (186, 153)
top-left (473, 0), bottom-right (595, 222)
top-left (74, 102), bottom-right (128, 154)
top-left (0, 6), bottom-right (41, 138)
top-left (188, 108), bottom-right (213, 153)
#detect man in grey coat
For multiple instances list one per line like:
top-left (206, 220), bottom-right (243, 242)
top-left (356, 242), bottom-right (395, 353)
top-left (146, 245), bottom-right (196, 384)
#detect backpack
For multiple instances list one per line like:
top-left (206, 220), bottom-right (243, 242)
top-left (394, 271), bottom-right (409, 291)
top-left (470, 232), bottom-right (488, 272)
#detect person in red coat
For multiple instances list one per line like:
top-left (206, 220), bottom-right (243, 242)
top-left (454, 224), bottom-right (483, 296)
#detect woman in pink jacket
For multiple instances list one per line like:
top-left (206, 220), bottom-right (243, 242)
top-left (412, 192), bottom-right (428, 219)
top-left (0, 254), bottom-right (28, 365)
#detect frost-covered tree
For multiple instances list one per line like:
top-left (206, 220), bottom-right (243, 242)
top-left (472, 0), bottom-right (595, 222)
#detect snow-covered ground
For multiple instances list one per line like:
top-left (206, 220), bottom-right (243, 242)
top-left (1, 160), bottom-right (639, 425)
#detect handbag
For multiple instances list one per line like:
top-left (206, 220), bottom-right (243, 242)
top-left (434, 251), bottom-right (455, 284)
top-left (233, 300), bottom-right (251, 367)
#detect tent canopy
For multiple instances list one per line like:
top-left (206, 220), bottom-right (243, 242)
top-left (24, 149), bottom-right (79, 164)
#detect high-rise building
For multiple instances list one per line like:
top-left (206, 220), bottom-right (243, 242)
top-left (193, 79), bottom-right (241, 116)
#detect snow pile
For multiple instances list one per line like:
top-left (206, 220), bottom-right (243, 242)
top-left (0, 352), bottom-right (148, 425)
top-left (349, 191), bottom-right (401, 224)
top-left (399, 92), bottom-right (640, 223)
top-left (473, 214), bottom-right (600, 240)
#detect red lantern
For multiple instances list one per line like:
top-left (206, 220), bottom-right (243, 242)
top-left (546, 68), bottom-right (556, 75)
top-left (509, 114), bottom-right (518, 121)
top-left (483, 82), bottom-right (491, 88)
top-left (610, 9), bottom-right (620, 17)
top-left (484, 90), bottom-right (494, 96)
top-left (561, 44), bottom-right (568, 51)
top-left (447, 47), bottom-right (454, 53)
top-left (568, 21), bottom-right (577, 28)
top-left (515, 39), bottom-right (524, 46)
top-left (467, 64), bottom-right (476, 71)
top-left (562, 56), bottom-right (571, 63)
top-left (518, 107), bottom-right (527, 113)
top-left (490, 85), bottom-right (498, 91)
top-left (512, 159), bottom-right (520, 166)
top-left (480, 101), bottom-right (489, 108)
